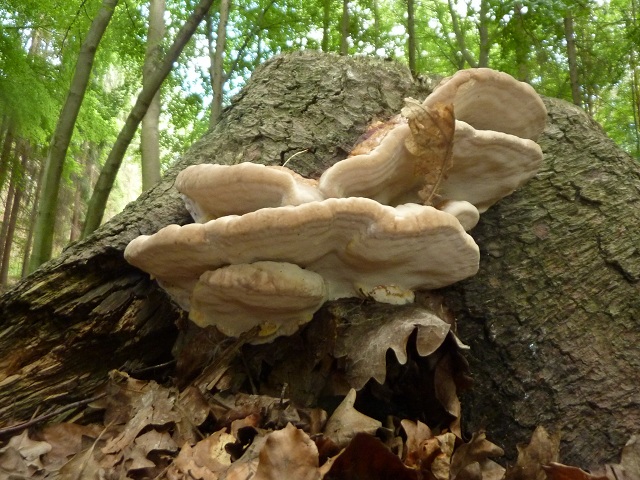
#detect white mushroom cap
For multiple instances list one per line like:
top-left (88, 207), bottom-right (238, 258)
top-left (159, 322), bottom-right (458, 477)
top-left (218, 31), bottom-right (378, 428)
top-left (175, 163), bottom-right (323, 222)
top-left (441, 120), bottom-right (544, 212)
top-left (436, 200), bottom-right (480, 231)
top-left (190, 262), bottom-right (327, 341)
top-left (124, 197), bottom-right (480, 337)
top-left (318, 69), bottom-right (546, 215)
top-left (318, 117), bottom-right (417, 204)
top-left (424, 68), bottom-right (547, 140)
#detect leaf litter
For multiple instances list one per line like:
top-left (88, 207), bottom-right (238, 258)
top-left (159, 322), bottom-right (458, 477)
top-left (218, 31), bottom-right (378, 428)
top-left (1, 295), bottom-right (637, 479)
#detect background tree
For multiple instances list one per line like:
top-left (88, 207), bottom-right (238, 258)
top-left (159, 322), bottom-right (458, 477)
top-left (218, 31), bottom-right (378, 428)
top-left (27, 0), bottom-right (119, 273)
top-left (81, 0), bottom-right (218, 237)
top-left (207, 0), bottom-right (231, 127)
top-left (140, 0), bottom-right (166, 191)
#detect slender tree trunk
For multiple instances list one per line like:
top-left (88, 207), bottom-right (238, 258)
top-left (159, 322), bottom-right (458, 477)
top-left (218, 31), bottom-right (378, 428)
top-left (209, 0), bottom-right (231, 127)
top-left (321, 0), bottom-right (331, 52)
top-left (0, 144), bottom-right (28, 286)
top-left (407, 0), bottom-right (416, 74)
top-left (477, 0), bottom-right (490, 67)
top-left (512, 2), bottom-right (529, 81)
top-left (82, 0), bottom-right (218, 238)
top-left (447, 0), bottom-right (478, 67)
top-left (0, 155), bottom-right (17, 265)
top-left (339, 0), bottom-right (349, 55)
top-left (0, 124), bottom-right (15, 194)
top-left (372, 0), bottom-right (380, 52)
top-left (28, 0), bottom-right (119, 272)
top-left (564, 12), bottom-right (581, 107)
top-left (141, 0), bottom-right (166, 191)
top-left (69, 179), bottom-right (83, 243)
top-left (21, 158), bottom-right (44, 277)
top-left (629, 0), bottom-right (640, 155)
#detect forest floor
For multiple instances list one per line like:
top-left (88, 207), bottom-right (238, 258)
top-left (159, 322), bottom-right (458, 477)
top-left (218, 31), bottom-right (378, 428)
top-left (0, 314), bottom-right (636, 480)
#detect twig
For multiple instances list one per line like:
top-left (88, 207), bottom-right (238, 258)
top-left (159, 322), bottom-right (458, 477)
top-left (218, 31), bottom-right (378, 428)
top-left (129, 360), bottom-right (176, 376)
top-left (282, 149), bottom-right (309, 168)
top-left (0, 393), bottom-right (106, 437)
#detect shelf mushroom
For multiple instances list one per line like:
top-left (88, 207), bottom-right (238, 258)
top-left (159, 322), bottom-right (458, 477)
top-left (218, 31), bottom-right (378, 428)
top-left (175, 163), bottom-right (323, 222)
top-left (125, 67), bottom-right (547, 343)
top-left (318, 68), bottom-right (547, 214)
top-left (124, 197), bottom-right (479, 341)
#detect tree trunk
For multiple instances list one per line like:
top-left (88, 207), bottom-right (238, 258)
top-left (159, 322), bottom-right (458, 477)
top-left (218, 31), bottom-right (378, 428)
top-left (629, 0), bottom-right (640, 155)
top-left (447, 0), bottom-right (478, 68)
top-left (140, 0), bottom-right (166, 191)
top-left (208, 0), bottom-right (231, 127)
top-left (339, 0), bottom-right (349, 55)
top-left (406, 0), bottom-right (416, 74)
top-left (512, 2), bottom-right (529, 82)
top-left (564, 12), bottom-right (581, 107)
top-left (0, 123), bottom-right (15, 194)
top-left (477, 0), bottom-right (490, 68)
top-left (1, 52), bottom-right (639, 469)
top-left (321, 0), bottom-right (331, 52)
top-left (0, 150), bottom-right (18, 267)
top-left (0, 143), bottom-right (28, 286)
top-left (448, 97), bottom-right (640, 468)
top-left (21, 155), bottom-right (44, 278)
top-left (81, 0), bottom-right (217, 238)
top-left (28, 0), bottom-right (119, 273)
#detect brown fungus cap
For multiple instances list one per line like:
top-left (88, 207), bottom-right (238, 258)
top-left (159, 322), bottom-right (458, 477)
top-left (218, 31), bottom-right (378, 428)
top-left (318, 101), bottom-right (456, 207)
top-left (124, 197), bottom-right (479, 338)
top-left (175, 162), bottom-right (323, 222)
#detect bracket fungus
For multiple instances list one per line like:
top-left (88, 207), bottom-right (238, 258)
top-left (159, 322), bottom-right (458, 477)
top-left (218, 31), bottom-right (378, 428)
top-left (318, 68), bottom-right (546, 213)
top-left (124, 67), bottom-right (546, 342)
top-left (124, 198), bottom-right (479, 341)
top-left (175, 163), bottom-right (322, 222)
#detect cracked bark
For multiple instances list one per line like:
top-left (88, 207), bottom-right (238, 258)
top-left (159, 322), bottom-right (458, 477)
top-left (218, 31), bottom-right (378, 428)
top-left (449, 97), bottom-right (640, 467)
top-left (0, 52), bottom-right (639, 469)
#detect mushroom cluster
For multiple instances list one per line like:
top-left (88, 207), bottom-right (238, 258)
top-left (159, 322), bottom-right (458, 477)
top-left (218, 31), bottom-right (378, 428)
top-left (125, 68), bottom-right (547, 342)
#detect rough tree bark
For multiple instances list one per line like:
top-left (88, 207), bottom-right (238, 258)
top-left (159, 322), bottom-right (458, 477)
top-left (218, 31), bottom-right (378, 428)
top-left (0, 52), bottom-right (638, 469)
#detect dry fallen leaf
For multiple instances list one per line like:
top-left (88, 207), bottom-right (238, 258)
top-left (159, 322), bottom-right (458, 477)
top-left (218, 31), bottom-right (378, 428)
top-left (38, 422), bottom-right (105, 471)
top-left (401, 419), bottom-right (435, 469)
top-left (323, 432), bottom-right (418, 480)
top-left (505, 425), bottom-right (560, 480)
top-left (168, 430), bottom-right (234, 480)
top-left (401, 98), bottom-right (455, 205)
top-left (543, 462), bottom-right (609, 480)
top-left (102, 378), bottom-right (180, 455)
top-left (333, 303), bottom-right (451, 389)
top-left (604, 434), bottom-right (640, 480)
top-left (433, 352), bottom-right (462, 437)
top-left (0, 430), bottom-right (51, 472)
top-left (450, 431), bottom-right (505, 480)
top-left (324, 389), bottom-right (382, 448)
top-left (254, 423), bottom-right (320, 480)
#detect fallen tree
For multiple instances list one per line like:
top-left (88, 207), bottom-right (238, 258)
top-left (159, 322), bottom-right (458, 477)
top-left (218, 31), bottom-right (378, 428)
top-left (1, 51), bottom-right (638, 469)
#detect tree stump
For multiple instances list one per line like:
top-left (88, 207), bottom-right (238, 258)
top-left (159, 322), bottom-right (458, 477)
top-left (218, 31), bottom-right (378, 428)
top-left (1, 52), bottom-right (638, 469)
